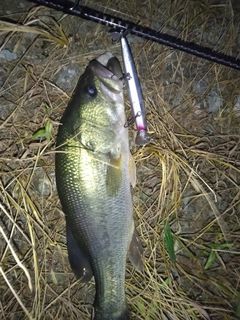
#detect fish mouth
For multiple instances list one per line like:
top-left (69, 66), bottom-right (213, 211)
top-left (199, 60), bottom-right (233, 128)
top-left (88, 59), bottom-right (118, 80)
top-left (88, 53), bottom-right (123, 99)
top-left (93, 51), bottom-right (122, 77)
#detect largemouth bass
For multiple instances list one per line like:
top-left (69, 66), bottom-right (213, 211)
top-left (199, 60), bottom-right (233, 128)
top-left (55, 52), bottom-right (144, 320)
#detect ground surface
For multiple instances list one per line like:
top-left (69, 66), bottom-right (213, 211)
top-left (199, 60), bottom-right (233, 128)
top-left (0, 1), bottom-right (240, 319)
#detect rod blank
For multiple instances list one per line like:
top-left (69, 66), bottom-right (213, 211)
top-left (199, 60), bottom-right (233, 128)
top-left (26, 0), bottom-right (240, 71)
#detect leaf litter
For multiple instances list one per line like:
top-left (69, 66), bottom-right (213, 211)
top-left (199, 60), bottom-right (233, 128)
top-left (0, 0), bottom-right (240, 319)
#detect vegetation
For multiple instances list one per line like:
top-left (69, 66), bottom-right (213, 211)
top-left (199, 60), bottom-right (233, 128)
top-left (0, 1), bottom-right (240, 319)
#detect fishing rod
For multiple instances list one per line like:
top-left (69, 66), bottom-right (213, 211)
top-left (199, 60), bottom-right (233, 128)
top-left (25, 0), bottom-right (240, 71)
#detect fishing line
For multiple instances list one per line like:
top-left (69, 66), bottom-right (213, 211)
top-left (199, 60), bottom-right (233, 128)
top-left (25, 0), bottom-right (240, 71)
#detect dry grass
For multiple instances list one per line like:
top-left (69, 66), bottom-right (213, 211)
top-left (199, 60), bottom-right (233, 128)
top-left (0, 0), bottom-right (240, 319)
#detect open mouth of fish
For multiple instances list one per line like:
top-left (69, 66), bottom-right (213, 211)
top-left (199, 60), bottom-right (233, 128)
top-left (88, 52), bottom-right (124, 102)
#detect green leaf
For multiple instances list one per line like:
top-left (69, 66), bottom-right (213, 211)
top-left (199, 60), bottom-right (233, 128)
top-left (45, 105), bottom-right (51, 116)
top-left (32, 129), bottom-right (47, 140)
top-left (235, 302), bottom-right (240, 317)
top-left (204, 243), bottom-right (233, 270)
top-left (159, 277), bottom-right (170, 288)
top-left (211, 243), bottom-right (233, 250)
top-left (164, 221), bottom-right (176, 264)
top-left (204, 249), bottom-right (216, 270)
top-left (137, 300), bottom-right (146, 316)
top-left (32, 120), bottom-right (52, 141)
top-left (45, 120), bottom-right (52, 140)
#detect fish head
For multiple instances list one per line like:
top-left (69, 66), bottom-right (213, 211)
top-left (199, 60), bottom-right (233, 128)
top-left (76, 52), bottom-right (123, 108)
top-left (87, 53), bottom-right (124, 105)
top-left (68, 53), bottom-right (126, 155)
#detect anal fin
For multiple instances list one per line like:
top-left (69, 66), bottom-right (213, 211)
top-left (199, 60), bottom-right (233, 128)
top-left (128, 229), bottom-right (144, 272)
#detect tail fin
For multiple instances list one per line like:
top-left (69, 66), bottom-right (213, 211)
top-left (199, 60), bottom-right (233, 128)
top-left (92, 308), bottom-right (130, 320)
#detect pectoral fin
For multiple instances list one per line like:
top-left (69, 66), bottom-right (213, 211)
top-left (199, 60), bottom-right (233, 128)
top-left (128, 229), bottom-right (144, 271)
top-left (106, 154), bottom-right (122, 197)
top-left (66, 224), bottom-right (93, 282)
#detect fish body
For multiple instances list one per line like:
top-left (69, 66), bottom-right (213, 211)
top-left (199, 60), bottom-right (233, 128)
top-left (55, 52), bottom-right (143, 320)
top-left (110, 31), bottom-right (152, 146)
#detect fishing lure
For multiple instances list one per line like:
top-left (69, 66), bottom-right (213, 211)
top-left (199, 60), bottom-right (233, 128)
top-left (110, 30), bottom-right (152, 146)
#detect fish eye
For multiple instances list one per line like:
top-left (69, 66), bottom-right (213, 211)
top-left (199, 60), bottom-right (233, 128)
top-left (84, 84), bottom-right (97, 98)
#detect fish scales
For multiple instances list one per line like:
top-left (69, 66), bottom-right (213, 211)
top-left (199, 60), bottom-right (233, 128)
top-left (56, 53), bottom-right (143, 320)
top-left (56, 146), bottom-right (131, 317)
